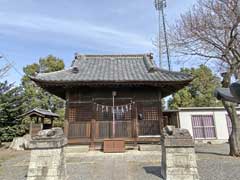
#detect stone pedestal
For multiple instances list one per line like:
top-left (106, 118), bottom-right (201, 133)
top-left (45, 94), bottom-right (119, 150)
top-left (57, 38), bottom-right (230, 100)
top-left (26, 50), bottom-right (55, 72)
top-left (161, 126), bottom-right (199, 180)
top-left (27, 128), bottom-right (67, 180)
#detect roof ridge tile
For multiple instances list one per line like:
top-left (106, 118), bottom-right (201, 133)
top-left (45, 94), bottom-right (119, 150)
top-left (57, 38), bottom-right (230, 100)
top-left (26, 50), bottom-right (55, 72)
top-left (74, 53), bottom-right (148, 59)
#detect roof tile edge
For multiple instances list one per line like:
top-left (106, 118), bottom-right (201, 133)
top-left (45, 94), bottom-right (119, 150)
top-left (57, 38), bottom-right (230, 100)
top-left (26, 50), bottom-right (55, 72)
top-left (74, 53), bottom-right (153, 59)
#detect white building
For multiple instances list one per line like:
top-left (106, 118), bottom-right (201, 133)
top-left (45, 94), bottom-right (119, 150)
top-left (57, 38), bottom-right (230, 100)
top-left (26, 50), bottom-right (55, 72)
top-left (167, 107), bottom-right (240, 144)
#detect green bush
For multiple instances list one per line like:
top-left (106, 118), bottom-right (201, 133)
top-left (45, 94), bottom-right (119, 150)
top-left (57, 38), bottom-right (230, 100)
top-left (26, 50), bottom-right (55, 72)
top-left (0, 124), bottom-right (28, 142)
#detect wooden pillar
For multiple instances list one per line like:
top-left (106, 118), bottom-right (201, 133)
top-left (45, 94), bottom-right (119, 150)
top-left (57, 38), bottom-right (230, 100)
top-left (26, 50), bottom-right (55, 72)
top-left (36, 116), bottom-right (39, 124)
top-left (90, 119), bottom-right (96, 150)
top-left (41, 117), bottom-right (44, 129)
top-left (64, 90), bottom-right (70, 138)
top-left (90, 101), bottom-right (96, 150)
top-left (133, 102), bottom-right (138, 146)
top-left (176, 111), bottom-right (180, 128)
top-left (51, 117), bottom-right (54, 128)
top-left (41, 117), bottom-right (44, 124)
top-left (158, 91), bottom-right (164, 135)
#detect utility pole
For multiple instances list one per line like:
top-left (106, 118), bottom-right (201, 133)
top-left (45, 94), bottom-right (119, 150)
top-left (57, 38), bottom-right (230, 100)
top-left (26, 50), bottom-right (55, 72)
top-left (155, 0), bottom-right (163, 68)
top-left (154, 0), bottom-right (171, 71)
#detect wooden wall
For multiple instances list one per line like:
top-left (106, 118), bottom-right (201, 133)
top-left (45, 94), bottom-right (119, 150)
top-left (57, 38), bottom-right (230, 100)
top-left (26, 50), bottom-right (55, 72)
top-left (64, 86), bottom-right (164, 143)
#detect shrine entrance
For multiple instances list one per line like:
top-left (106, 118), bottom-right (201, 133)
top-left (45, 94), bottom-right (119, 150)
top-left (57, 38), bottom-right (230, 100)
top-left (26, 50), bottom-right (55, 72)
top-left (94, 97), bottom-right (135, 139)
top-left (66, 92), bottom-right (162, 145)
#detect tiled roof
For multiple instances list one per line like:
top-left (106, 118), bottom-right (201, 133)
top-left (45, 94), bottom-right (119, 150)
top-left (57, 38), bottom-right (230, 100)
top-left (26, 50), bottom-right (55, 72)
top-left (31, 54), bottom-right (192, 84)
top-left (24, 108), bottom-right (59, 118)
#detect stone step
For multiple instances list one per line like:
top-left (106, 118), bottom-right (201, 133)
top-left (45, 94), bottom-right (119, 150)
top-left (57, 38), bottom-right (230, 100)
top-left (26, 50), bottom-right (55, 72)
top-left (64, 145), bottom-right (89, 154)
top-left (138, 144), bottom-right (162, 151)
top-left (66, 151), bottom-right (162, 163)
top-left (65, 144), bottom-right (161, 153)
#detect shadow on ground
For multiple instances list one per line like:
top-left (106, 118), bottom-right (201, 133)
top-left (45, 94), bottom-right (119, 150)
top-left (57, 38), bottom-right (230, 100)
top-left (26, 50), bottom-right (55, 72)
top-left (195, 144), bottom-right (230, 157)
top-left (143, 166), bottom-right (163, 178)
top-left (196, 151), bottom-right (229, 157)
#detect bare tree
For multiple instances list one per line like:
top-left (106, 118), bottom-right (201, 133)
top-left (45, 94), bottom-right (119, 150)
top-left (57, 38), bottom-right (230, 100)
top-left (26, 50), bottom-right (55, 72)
top-left (170, 0), bottom-right (240, 156)
top-left (0, 64), bottom-right (11, 79)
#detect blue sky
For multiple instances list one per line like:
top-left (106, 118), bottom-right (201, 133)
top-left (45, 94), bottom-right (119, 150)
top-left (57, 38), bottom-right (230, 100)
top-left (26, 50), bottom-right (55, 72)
top-left (0, 0), bottom-right (197, 84)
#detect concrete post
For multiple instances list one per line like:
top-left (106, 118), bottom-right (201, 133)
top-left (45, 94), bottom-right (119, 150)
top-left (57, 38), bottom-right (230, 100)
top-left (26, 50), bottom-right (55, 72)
top-left (27, 128), bottom-right (67, 180)
top-left (161, 126), bottom-right (199, 180)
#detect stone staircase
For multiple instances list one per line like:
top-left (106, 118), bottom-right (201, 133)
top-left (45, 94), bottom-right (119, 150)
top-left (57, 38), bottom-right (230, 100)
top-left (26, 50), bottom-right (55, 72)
top-left (138, 144), bottom-right (161, 152)
top-left (64, 145), bottom-right (89, 157)
top-left (65, 144), bottom-right (161, 154)
top-left (64, 144), bottom-right (162, 162)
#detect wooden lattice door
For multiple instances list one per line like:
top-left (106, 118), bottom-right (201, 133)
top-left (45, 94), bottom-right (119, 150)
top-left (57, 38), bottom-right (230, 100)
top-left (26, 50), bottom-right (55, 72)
top-left (138, 102), bottom-right (160, 136)
top-left (95, 98), bottom-right (133, 139)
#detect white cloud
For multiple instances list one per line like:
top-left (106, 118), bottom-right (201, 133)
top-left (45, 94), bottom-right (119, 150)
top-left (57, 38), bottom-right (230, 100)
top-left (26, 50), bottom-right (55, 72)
top-left (0, 12), bottom-right (153, 49)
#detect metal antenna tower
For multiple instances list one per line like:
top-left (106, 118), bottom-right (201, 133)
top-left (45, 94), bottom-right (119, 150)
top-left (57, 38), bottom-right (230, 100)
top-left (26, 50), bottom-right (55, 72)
top-left (154, 0), bottom-right (171, 71)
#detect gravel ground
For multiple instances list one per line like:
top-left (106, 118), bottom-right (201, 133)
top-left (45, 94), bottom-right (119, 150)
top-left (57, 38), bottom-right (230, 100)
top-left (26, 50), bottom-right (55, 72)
top-left (0, 143), bottom-right (240, 180)
top-left (0, 148), bottom-right (30, 180)
top-left (196, 143), bottom-right (240, 180)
